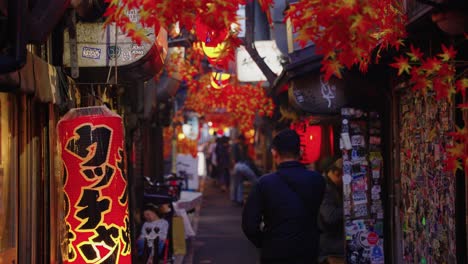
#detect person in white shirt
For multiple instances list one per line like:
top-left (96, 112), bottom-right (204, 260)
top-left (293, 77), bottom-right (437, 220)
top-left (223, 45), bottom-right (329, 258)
top-left (138, 204), bottom-right (169, 264)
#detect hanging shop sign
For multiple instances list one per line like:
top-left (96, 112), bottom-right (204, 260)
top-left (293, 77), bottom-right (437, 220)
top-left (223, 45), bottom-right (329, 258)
top-left (58, 106), bottom-right (131, 263)
top-left (341, 108), bottom-right (385, 264)
top-left (63, 10), bottom-right (168, 68)
top-left (289, 75), bottom-right (346, 114)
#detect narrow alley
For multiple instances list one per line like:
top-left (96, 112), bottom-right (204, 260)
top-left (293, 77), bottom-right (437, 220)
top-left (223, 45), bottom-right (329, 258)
top-left (186, 179), bottom-right (258, 264)
top-left (0, 0), bottom-right (467, 263)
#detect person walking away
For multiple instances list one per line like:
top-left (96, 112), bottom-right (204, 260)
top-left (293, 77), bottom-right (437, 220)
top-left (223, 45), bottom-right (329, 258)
top-left (230, 134), bottom-right (250, 203)
top-left (232, 134), bottom-right (248, 164)
top-left (319, 159), bottom-right (345, 264)
top-left (208, 136), bottom-right (219, 184)
top-left (216, 136), bottom-right (231, 192)
top-left (242, 129), bottom-right (326, 264)
top-left (231, 157), bottom-right (260, 205)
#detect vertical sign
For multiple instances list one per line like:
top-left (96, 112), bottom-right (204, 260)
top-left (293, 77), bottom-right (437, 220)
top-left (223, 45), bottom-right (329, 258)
top-left (58, 106), bottom-right (131, 263)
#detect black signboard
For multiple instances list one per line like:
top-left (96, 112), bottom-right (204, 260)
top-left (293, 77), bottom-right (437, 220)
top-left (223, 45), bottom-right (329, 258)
top-left (289, 74), bottom-right (346, 114)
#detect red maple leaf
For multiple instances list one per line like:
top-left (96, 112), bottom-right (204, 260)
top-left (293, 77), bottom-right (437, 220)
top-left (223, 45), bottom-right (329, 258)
top-left (444, 155), bottom-right (462, 174)
top-left (438, 44), bottom-right (457, 61)
top-left (433, 77), bottom-right (451, 101)
top-left (389, 56), bottom-right (411, 76)
top-left (412, 78), bottom-right (432, 93)
top-left (448, 126), bottom-right (468, 141)
top-left (447, 143), bottom-right (465, 158)
top-left (258, 0), bottom-right (274, 24)
top-left (456, 78), bottom-right (468, 98)
top-left (421, 57), bottom-right (442, 73)
top-left (406, 44), bottom-right (424, 62)
top-left (321, 59), bottom-right (343, 80)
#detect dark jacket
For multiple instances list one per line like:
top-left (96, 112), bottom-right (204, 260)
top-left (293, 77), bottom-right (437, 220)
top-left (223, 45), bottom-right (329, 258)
top-left (215, 140), bottom-right (231, 169)
top-left (242, 161), bottom-right (326, 263)
top-left (232, 142), bottom-right (248, 163)
top-left (318, 176), bottom-right (344, 259)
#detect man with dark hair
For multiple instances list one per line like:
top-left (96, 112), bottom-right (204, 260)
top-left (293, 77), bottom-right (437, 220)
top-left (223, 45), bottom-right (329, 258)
top-left (242, 129), bottom-right (326, 264)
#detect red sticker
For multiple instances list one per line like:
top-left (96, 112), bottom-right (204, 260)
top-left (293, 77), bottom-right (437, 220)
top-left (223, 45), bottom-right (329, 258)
top-left (367, 232), bottom-right (379, 245)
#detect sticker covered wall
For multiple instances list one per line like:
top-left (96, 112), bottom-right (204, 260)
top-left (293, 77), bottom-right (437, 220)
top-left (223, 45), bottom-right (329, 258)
top-left (58, 106), bottom-right (131, 263)
top-left (399, 91), bottom-right (456, 263)
top-left (341, 108), bottom-right (385, 264)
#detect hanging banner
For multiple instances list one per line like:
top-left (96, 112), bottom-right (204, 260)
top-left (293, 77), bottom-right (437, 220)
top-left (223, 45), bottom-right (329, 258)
top-left (58, 106), bottom-right (131, 263)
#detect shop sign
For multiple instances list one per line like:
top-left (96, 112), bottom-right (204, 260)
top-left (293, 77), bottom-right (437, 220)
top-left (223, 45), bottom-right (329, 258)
top-left (289, 75), bottom-right (346, 114)
top-left (176, 154), bottom-right (199, 190)
top-left (63, 21), bottom-right (167, 68)
top-left (58, 106), bottom-right (131, 263)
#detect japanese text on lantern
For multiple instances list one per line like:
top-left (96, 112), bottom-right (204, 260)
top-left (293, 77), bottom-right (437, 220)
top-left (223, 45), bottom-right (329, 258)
top-left (58, 107), bottom-right (131, 264)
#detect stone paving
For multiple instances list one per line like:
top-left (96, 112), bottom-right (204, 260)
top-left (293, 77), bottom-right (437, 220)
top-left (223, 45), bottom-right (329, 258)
top-left (185, 179), bottom-right (258, 264)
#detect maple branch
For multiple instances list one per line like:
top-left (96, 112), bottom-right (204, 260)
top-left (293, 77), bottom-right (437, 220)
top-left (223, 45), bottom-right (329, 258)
top-left (244, 0), bottom-right (277, 86)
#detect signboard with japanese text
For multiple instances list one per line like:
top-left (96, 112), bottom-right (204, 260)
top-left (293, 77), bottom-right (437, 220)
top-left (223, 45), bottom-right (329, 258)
top-left (290, 75), bottom-right (347, 114)
top-left (58, 106), bottom-right (131, 263)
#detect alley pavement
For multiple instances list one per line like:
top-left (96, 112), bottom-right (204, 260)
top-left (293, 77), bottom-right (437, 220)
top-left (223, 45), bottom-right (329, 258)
top-left (185, 179), bottom-right (259, 264)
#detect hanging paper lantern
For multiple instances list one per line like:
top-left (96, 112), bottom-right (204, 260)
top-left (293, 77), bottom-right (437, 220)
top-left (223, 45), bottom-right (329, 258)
top-left (210, 71), bottom-right (231, 89)
top-left (201, 42), bottom-right (226, 60)
top-left (58, 106), bottom-right (131, 264)
top-left (195, 17), bottom-right (228, 47)
top-left (291, 123), bottom-right (322, 165)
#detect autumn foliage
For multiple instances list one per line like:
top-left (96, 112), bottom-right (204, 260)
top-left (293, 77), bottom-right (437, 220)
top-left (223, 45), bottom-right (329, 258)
top-left (104, 1), bottom-right (468, 174)
top-left (104, 0), bottom-right (244, 45)
top-left (183, 73), bottom-right (274, 133)
top-left (285, 0), bottom-right (407, 80)
top-left (390, 42), bottom-right (468, 173)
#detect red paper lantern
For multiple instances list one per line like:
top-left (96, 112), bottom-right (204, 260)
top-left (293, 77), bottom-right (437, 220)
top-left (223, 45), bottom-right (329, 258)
top-left (292, 123), bottom-right (322, 165)
top-left (195, 17), bottom-right (228, 47)
top-left (210, 71), bottom-right (231, 89)
top-left (58, 106), bottom-right (131, 263)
